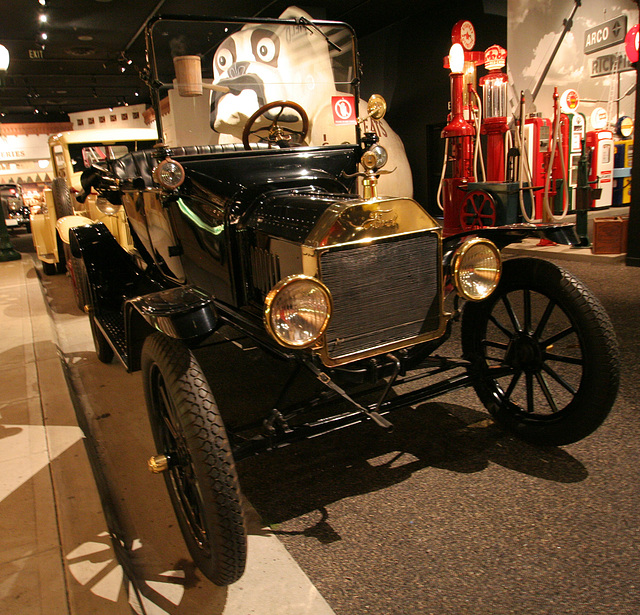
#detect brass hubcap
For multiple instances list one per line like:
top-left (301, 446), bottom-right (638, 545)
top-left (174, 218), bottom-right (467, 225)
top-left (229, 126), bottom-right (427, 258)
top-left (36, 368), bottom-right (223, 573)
top-left (148, 454), bottom-right (170, 473)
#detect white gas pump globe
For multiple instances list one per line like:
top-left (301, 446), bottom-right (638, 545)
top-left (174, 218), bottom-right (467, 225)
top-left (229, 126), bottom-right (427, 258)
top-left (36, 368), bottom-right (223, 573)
top-left (449, 43), bottom-right (465, 74)
top-left (590, 107), bottom-right (608, 130)
top-left (559, 89), bottom-right (580, 114)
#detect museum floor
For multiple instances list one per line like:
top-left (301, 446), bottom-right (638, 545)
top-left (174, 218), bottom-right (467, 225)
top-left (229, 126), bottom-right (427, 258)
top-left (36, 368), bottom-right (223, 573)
top-left (1, 228), bottom-right (638, 615)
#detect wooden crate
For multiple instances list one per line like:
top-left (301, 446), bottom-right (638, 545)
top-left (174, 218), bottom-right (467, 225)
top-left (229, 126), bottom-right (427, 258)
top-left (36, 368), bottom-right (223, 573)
top-left (592, 216), bottom-right (629, 254)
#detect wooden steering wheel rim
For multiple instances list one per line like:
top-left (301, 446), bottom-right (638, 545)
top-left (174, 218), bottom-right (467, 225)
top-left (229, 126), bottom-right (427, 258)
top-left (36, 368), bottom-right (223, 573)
top-left (241, 100), bottom-right (309, 150)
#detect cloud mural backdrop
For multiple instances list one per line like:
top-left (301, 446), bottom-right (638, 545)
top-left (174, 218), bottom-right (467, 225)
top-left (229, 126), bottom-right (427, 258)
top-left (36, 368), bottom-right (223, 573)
top-left (507, 0), bottom-right (637, 129)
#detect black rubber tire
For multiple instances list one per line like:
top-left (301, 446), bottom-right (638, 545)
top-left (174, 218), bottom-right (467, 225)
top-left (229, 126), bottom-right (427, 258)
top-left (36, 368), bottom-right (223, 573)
top-left (141, 332), bottom-right (247, 585)
top-left (89, 314), bottom-right (114, 364)
top-left (461, 257), bottom-right (619, 446)
top-left (51, 177), bottom-right (74, 219)
top-left (63, 244), bottom-right (91, 311)
top-left (42, 261), bottom-right (57, 276)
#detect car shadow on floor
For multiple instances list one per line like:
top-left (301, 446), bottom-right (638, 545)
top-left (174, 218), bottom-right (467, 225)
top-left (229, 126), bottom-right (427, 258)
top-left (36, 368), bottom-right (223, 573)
top-left (236, 398), bottom-right (588, 537)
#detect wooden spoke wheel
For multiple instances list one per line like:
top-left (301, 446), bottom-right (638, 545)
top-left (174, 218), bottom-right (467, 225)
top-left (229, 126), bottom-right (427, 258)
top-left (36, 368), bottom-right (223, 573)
top-left (460, 190), bottom-right (498, 230)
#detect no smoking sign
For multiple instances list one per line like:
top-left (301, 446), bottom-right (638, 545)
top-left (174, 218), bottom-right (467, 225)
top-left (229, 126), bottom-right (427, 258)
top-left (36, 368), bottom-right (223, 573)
top-left (332, 95), bottom-right (357, 125)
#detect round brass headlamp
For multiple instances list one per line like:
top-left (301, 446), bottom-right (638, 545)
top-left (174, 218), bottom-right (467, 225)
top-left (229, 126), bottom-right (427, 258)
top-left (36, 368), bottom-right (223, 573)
top-left (264, 275), bottom-right (332, 348)
top-left (451, 238), bottom-right (501, 301)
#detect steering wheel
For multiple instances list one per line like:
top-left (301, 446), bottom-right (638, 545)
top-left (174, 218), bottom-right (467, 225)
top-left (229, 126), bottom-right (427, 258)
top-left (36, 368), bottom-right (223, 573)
top-left (242, 101), bottom-right (309, 150)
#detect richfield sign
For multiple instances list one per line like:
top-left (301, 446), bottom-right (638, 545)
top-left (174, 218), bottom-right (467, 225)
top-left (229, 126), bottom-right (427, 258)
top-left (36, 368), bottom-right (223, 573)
top-left (584, 16), bottom-right (627, 55)
top-left (590, 53), bottom-right (634, 78)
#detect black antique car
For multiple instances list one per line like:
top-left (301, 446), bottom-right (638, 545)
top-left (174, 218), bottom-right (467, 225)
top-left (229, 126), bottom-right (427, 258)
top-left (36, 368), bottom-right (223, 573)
top-left (1, 183), bottom-right (31, 233)
top-left (69, 13), bottom-right (619, 586)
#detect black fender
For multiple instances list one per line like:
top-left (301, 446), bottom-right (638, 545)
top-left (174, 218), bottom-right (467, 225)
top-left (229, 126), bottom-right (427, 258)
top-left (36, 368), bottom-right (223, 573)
top-left (70, 222), bottom-right (219, 372)
top-left (442, 222), bottom-right (580, 267)
top-left (69, 222), bottom-right (158, 307)
top-left (125, 286), bottom-right (218, 370)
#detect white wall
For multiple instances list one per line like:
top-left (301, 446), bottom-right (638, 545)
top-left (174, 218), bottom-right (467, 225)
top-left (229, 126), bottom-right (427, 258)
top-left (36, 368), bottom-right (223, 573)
top-left (68, 103), bottom-right (150, 131)
top-left (0, 133), bottom-right (52, 184)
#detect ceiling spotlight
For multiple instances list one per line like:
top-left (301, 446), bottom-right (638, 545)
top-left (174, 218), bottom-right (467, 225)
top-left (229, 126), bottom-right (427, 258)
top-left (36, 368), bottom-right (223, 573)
top-left (134, 90), bottom-right (139, 97)
top-left (120, 66), bottom-right (126, 73)
top-left (40, 32), bottom-right (48, 41)
top-left (39, 13), bottom-right (48, 24)
top-left (0, 44), bottom-right (9, 71)
top-left (39, 0), bottom-right (46, 5)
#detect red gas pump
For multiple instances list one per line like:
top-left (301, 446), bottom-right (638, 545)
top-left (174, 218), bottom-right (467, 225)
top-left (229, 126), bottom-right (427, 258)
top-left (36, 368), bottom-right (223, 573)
top-left (479, 45), bottom-right (508, 182)
top-left (441, 42), bottom-right (475, 236)
top-left (542, 88), bottom-right (570, 220)
top-left (585, 107), bottom-right (614, 208)
top-left (549, 113), bottom-right (571, 213)
top-left (586, 128), bottom-right (614, 208)
top-left (523, 115), bottom-right (551, 220)
top-left (440, 20), bottom-right (484, 236)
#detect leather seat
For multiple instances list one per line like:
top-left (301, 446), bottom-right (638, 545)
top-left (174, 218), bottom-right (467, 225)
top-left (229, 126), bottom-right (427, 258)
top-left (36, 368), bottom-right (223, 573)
top-left (112, 143), bottom-right (270, 187)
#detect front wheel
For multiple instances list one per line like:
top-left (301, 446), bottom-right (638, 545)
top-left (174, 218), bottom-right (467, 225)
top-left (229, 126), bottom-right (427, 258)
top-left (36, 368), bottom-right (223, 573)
top-left (141, 332), bottom-right (247, 585)
top-left (461, 257), bottom-right (619, 446)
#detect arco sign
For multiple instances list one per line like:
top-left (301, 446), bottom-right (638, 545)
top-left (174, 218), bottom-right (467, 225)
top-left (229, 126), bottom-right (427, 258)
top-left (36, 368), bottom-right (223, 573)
top-left (584, 16), bottom-right (627, 55)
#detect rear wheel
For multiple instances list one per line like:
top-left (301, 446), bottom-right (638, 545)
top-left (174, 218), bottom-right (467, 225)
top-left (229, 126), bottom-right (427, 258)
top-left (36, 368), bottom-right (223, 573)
top-left (63, 244), bottom-right (90, 311)
top-left (42, 261), bottom-right (57, 276)
top-left (461, 257), bottom-right (619, 445)
top-left (51, 177), bottom-right (74, 218)
top-left (141, 332), bottom-right (246, 585)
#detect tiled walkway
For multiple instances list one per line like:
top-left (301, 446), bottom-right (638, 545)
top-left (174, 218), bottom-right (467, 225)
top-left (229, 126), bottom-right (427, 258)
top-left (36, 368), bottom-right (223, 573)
top-left (0, 254), bottom-right (131, 613)
top-left (0, 251), bottom-right (336, 614)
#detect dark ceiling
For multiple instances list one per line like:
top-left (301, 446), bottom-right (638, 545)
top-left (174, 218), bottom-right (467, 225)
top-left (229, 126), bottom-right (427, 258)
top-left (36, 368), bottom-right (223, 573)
top-left (0, 0), bottom-right (453, 124)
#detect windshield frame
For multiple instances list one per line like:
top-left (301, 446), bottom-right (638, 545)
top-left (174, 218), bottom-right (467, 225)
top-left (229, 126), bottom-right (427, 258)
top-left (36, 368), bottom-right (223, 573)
top-left (143, 14), bottom-right (362, 147)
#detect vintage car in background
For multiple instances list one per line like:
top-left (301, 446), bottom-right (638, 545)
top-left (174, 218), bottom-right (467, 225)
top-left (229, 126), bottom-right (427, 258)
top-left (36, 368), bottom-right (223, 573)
top-left (31, 128), bottom-right (156, 290)
top-left (70, 13), bottom-right (620, 586)
top-left (1, 183), bottom-right (31, 233)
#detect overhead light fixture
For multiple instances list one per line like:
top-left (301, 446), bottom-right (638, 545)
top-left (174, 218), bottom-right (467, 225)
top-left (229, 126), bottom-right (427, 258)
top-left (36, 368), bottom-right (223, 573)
top-left (0, 44), bottom-right (9, 71)
top-left (39, 13), bottom-right (48, 24)
top-left (39, 0), bottom-right (46, 5)
top-left (40, 32), bottom-right (48, 41)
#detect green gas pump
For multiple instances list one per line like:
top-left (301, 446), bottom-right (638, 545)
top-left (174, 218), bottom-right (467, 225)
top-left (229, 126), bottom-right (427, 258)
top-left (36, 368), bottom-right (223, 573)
top-left (573, 138), bottom-right (602, 248)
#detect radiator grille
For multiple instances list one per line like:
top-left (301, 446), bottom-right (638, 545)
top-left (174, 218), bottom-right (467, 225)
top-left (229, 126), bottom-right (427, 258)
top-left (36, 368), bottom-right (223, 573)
top-left (320, 233), bottom-right (440, 361)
